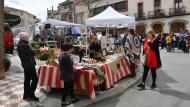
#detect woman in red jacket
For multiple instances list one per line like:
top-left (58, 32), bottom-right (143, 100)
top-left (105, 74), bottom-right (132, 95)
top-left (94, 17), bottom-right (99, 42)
top-left (138, 29), bottom-right (162, 90)
top-left (4, 24), bottom-right (14, 54)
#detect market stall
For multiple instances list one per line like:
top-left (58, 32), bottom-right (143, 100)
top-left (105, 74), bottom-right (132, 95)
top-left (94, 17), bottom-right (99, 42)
top-left (30, 19), bottom-right (86, 60)
top-left (86, 6), bottom-right (135, 54)
top-left (38, 54), bottom-right (131, 100)
top-left (37, 7), bottom-right (136, 100)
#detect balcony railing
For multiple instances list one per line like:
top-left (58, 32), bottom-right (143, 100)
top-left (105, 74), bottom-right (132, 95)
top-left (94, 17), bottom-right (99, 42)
top-left (134, 6), bottom-right (189, 21)
top-left (134, 12), bottom-right (146, 20)
top-left (169, 6), bottom-right (186, 16)
top-left (60, 8), bottom-right (72, 14)
top-left (147, 9), bottom-right (165, 18)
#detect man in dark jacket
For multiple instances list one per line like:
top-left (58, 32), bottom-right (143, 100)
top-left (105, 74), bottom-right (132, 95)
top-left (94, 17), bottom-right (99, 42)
top-left (17, 32), bottom-right (39, 101)
top-left (58, 44), bottom-right (79, 106)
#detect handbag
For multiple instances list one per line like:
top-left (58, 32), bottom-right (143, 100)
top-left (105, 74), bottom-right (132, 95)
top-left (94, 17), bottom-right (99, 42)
top-left (140, 47), bottom-right (149, 65)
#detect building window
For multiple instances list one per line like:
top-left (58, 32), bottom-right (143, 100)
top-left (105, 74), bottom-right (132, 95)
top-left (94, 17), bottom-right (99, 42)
top-left (136, 25), bottom-right (146, 35)
top-left (154, 0), bottom-right (161, 10)
top-left (115, 1), bottom-right (126, 11)
top-left (153, 24), bottom-right (163, 33)
top-left (171, 22), bottom-right (185, 33)
top-left (80, 15), bottom-right (84, 24)
top-left (175, 0), bottom-right (182, 9)
top-left (94, 6), bottom-right (105, 15)
top-left (138, 3), bottom-right (143, 17)
top-left (104, 4), bottom-right (113, 10)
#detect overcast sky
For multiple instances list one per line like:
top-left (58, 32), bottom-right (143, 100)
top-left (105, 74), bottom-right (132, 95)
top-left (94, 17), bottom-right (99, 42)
top-left (5, 0), bottom-right (64, 20)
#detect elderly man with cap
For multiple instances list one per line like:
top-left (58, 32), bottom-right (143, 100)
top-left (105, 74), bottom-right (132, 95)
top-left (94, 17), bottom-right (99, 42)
top-left (17, 32), bottom-right (39, 101)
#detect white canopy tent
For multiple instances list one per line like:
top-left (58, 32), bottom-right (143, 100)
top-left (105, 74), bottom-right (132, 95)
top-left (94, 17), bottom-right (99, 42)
top-left (86, 6), bottom-right (135, 27)
top-left (38, 19), bottom-right (85, 27)
top-left (38, 19), bottom-right (72, 26)
top-left (85, 7), bottom-right (136, 55)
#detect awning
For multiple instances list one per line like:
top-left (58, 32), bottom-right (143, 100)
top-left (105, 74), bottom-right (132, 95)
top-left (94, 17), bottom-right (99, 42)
top-left (4, 13), bottom-right (21, 27)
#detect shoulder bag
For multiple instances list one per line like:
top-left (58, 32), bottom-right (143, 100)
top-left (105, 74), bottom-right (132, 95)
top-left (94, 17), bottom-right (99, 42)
top-left (140, 46), bottom-right (149, 65)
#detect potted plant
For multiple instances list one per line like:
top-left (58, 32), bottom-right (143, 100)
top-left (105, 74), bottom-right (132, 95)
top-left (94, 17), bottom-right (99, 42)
top-left (38, 52), bottom-right (50, 61)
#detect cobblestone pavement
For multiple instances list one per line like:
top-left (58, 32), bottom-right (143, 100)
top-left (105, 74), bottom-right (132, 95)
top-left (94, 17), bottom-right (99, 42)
top-left (0, 53), bottom-right (46, 107)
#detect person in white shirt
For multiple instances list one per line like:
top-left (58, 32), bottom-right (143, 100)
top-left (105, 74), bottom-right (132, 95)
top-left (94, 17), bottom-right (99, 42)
top-left (100, 31), bottom-right (107, 49)
top-left (171, 32), bottom-right (177, 52)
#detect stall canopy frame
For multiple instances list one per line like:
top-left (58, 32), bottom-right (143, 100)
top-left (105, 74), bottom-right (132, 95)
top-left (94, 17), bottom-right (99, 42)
top-left (86, 6), bottom-right (135, 27)
top-left (86, 6), bottom-right (135, 55)
top-left (38, 19), bottom-right (85, 27)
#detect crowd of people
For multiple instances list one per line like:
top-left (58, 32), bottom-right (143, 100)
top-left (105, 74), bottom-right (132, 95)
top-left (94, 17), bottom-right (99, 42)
top-left (158, 30), bottom-right (190, 53)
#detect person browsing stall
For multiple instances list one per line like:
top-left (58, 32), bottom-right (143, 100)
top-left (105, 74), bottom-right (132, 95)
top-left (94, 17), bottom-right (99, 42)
top-left (100, 31), bottom-right (107, 49)
top-left (58, 44), bottom-right (79, 106)
top-left (17, 32), bottom-right (39, 101)
top-left (124, 29), bottom-right (141, 77)
top-left (89, 36), bottom-right (101, 58)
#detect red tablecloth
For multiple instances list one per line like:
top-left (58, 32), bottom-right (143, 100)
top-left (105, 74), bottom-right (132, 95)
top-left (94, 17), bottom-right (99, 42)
top-left (102, 56), bottom-right (132, 89)
top-left (38, 55), bottom-right (132, 100)
top-left (38, 65), bottom-right (97, 100)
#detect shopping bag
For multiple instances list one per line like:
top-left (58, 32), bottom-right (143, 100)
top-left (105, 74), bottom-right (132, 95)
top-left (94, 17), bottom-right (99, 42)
top-left (140, 47), bottom-right (149, 65)
top-left (140, 54), bottom-right (146, 65)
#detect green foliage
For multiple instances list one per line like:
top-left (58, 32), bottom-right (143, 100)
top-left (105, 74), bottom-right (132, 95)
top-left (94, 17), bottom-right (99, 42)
top-left (31, 42), bottom-right (40, 49)
top-left (86, 36), bottom-right (91, 43)
top-left (38, 53), bottom-right (50, 61)
top-left (35, 49), bottom-right (40, 54)
top-left (33, 34), bottom-right (40, 42)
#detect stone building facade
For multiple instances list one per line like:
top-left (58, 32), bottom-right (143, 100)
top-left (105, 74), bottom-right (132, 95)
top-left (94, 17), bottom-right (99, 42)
top-left (74, 0), bottom-right (128, 24)
top-left (47, 0), bottom-right (74, 23)
top-left (4, 7), bottom-right (39, 28)
top-left (128, 0), bottom-right (190, 34)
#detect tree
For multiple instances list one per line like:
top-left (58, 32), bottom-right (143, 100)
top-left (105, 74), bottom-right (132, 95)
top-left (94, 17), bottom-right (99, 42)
top-left (0, 0), bottom-right (5, 79)
top-left (81, 0), bottom-right (93, 16)
top-left (81, 0), bottom-right (101, 17)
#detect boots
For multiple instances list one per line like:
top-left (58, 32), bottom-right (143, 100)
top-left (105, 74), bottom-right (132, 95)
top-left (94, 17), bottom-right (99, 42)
top-left (137, 82), bottom-right (145, 90)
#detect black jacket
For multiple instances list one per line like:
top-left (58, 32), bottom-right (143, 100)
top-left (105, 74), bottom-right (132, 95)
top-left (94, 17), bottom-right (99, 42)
top-left (17, 40), bottom-right (36, 69)
top-left (89, 43), bottom-right (101, 58)
top-left (58, 52), bottom-right (74, 81)
top-left (148, 38), bottom-right (162, 68)
top-left (89, 43), bottom-right (101, 52)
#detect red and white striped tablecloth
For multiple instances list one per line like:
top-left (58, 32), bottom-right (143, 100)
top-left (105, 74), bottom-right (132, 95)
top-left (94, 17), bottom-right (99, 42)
top-left (38, 65), bottom-right (97, 100)
top-left (38, 55), bottom-right (132, 100)
top-left (102, 56), bottom-right (132, 89)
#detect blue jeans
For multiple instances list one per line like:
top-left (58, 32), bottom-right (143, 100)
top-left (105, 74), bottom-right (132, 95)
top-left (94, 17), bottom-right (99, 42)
top-left (167, 43), bottom-right (171, 51)
top-left (172, 41), bottom-right (177, 50)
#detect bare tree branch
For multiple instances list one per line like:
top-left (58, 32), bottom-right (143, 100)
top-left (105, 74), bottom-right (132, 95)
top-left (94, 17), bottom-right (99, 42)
top-left (81, 0), bottom-right (102, 16)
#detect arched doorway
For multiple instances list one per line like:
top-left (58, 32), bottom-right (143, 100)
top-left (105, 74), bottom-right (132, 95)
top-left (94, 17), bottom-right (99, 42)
top-left (136, 25), bottom-right (146, 35)
top-left (153, 24), bottom-right (163, 34)
top-left (171, 22), bottom-right (185, 33)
